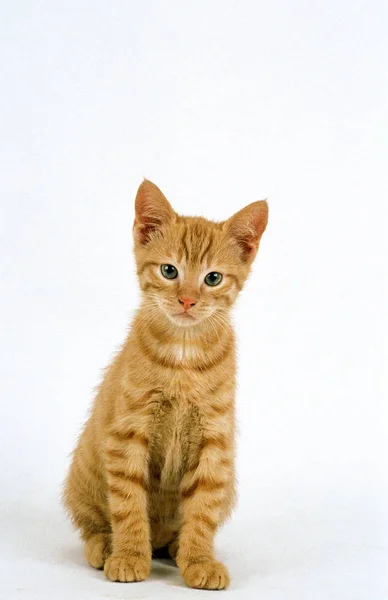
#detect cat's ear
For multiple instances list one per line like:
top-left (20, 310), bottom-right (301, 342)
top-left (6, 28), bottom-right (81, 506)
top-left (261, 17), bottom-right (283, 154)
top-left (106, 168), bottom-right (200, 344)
top-left (226, 200), bottom-right (268, 262)
top-left (134, 180), bottom-right (176, 244)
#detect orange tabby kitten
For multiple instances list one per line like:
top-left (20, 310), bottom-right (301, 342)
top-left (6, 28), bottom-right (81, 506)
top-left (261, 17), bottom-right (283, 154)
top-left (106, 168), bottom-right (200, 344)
top-left (63, 180), bottom-right (268, 590)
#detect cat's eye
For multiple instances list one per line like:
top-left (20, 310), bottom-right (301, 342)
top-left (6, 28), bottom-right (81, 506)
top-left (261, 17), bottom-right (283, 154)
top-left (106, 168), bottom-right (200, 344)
top-left (161, 264), bottom-right (178, 279)
top-left (204, 272), bottom-right (223, 286)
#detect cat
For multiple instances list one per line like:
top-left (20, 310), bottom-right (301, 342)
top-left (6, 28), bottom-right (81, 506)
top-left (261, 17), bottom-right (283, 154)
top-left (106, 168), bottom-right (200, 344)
top-left (63, 179), bottom-right (268, 590)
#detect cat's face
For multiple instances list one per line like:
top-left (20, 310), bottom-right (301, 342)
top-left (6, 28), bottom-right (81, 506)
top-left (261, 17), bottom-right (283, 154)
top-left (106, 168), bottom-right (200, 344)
top-left (133, 181), bottom-right (268, 328)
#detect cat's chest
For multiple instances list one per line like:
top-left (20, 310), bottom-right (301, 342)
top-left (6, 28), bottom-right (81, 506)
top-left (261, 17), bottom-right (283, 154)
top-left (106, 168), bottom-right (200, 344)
top-left (149, 396), bottom-right (202, 489)
top-left (152, 366), bottom-right (214, 402)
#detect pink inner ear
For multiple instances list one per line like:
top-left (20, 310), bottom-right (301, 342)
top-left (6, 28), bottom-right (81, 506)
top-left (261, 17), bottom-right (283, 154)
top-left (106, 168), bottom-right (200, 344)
top-left (134, 215), bottom-right (162, 244)
top-left (134, 219), bottom-right (149, 240)
top-left (233, 218), bottom-right (260, 256)
top-left (228, 200), bottom-right (268, 261)
top-left (134, 180), bottom-right (175, 245)
top-left (245, 241), bottom-right (257, 256)
top-left (235, 235), bottom-right (259, 261)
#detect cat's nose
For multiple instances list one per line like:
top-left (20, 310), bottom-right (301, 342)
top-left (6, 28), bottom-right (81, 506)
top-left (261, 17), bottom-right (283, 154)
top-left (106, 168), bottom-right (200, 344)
top-left (178, 296), bottom-right (197, 311)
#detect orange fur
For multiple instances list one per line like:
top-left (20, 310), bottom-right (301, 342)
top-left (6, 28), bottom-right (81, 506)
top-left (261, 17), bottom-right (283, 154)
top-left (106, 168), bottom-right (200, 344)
top-left (63, 180), bottom-right (268, 589)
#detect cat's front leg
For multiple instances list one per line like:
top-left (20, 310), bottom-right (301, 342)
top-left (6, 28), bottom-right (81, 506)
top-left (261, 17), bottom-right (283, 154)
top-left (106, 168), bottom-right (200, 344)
top-left (177, 405), bottom-right (234, 590)
top-left (103, 408), bottom-right (152, 582)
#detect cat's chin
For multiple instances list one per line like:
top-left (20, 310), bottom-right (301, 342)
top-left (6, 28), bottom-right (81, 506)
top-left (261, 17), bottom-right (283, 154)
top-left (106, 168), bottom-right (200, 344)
top-left (169, 312), bottom-right (198, 327)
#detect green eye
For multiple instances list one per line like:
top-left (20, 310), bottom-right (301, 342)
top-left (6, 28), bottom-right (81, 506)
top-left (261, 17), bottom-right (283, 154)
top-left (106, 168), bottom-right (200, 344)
top-left (204, 272), bottom-right (223, 286)
top-left (161, 264), bottom-right (178, 279)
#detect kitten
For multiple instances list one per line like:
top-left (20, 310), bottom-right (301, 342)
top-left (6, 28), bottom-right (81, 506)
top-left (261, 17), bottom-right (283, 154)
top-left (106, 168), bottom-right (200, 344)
top-left (63, 180), bottom-right (268, 590)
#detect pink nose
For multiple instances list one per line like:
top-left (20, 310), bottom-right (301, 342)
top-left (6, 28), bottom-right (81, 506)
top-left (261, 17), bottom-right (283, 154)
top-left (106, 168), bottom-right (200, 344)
top-left (178, 296), bottom-right (197, 311)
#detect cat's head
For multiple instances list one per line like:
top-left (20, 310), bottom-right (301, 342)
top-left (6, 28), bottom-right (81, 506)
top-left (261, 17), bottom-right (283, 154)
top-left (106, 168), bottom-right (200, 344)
top-left (133, 180), bottom-right (268, 328)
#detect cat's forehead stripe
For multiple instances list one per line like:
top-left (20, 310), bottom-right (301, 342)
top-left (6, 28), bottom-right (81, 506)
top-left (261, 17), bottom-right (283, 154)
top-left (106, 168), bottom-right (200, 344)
top-left (180, 225), bottom-right (190, 262)
top-left (177, 220), bottom-right (219, 265)
top-left (198, 237), bottom-right (213, 264)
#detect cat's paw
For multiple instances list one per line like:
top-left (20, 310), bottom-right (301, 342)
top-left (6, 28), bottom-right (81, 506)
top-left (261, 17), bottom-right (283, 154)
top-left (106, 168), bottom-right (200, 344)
top-left (168, 539), bottom-right (179, 561)
top-left (104, 553), bottom-right (150, 582)
top-left (182, 560), bottom-right (230, 590)
top-left (84, 533), bottom-right (111, 569)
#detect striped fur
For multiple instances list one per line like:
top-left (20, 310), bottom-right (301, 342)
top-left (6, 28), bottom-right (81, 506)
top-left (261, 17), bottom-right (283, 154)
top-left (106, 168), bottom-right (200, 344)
top-left (63, 180), bottom-right (268, 589)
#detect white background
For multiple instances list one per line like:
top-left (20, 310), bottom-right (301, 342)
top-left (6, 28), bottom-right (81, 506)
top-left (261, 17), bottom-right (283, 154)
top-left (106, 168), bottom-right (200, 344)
top-left (0, 1), bottom-right (387, 599)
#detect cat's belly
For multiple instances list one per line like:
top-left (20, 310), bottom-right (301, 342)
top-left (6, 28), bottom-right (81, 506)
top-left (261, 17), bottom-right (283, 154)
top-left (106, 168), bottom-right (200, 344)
top-left (148, 395), bottom-right (201, 524)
